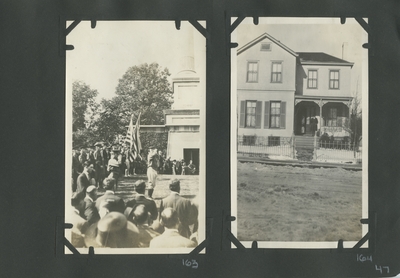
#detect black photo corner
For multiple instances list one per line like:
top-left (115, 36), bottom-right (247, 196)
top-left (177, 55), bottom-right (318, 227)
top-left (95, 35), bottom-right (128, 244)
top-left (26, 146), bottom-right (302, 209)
top-left (1, 0), bottom-right (400, 277)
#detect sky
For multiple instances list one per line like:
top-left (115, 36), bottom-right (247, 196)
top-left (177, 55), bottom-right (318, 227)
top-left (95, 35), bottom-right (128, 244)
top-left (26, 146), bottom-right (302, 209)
top-left (66, 21), bottom-right (206, 101)
top-left (235, 17), bottom-right (368, 100)
top-left (67, 18), bottom-right (367, 102)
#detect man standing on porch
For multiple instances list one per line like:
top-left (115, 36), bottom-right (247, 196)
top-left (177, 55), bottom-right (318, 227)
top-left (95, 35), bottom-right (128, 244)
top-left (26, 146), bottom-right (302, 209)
top-left (312, 117), bottom-right (319, 136)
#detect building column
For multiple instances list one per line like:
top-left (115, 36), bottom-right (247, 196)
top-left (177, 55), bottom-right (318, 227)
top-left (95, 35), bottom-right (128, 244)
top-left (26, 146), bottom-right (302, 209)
top-left (319, 99), bottom-right (323, 131)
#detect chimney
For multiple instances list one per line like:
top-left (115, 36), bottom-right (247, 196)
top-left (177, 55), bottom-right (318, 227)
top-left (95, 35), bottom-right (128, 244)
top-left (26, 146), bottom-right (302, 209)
top-left (342, 42), bottom-right (348, 61)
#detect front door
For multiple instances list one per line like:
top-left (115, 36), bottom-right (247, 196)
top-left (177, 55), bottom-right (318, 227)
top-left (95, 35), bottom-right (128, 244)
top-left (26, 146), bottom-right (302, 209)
top-left (303, 106), bottom-right (316, 135)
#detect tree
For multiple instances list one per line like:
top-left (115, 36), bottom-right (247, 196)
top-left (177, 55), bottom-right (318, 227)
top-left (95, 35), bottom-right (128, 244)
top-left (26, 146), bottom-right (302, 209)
top-left (350, 88), bottom-right (362, 148)
top-left (94, 63), bottom-right (173, 146)
top-left (72, 81), bottom-right (99, 132)
top-left (114, 63), bottom-right (173, 125)
top-left (72, 128), bottom-right (98, 149)
top-left (94, 97), bottom-right (128, 144)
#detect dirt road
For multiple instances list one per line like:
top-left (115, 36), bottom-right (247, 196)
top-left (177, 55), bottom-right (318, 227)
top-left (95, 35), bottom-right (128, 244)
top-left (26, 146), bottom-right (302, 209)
top-left (236, 161), bottom-right (363, 242)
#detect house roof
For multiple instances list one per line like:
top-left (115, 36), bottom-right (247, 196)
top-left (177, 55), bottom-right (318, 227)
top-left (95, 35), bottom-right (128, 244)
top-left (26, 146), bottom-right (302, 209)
top-left (297, 52), bottom-right (354, 67)
top-left (237, 33), bottom-right (298, 57)
top-left (237, 33), bottom-right (354, 68)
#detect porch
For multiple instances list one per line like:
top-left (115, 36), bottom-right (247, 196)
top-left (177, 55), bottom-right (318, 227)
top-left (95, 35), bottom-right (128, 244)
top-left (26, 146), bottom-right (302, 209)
top-left (294, 96), bottom-right (352, 137)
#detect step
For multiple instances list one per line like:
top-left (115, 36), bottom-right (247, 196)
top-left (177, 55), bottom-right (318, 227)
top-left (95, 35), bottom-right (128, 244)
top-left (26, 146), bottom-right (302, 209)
top-left (295, 137), bottom-right (316, 141)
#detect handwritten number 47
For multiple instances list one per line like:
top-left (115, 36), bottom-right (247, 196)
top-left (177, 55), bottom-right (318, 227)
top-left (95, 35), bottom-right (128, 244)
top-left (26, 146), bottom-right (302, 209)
top-left (375, 265), bottom-right (390, 274)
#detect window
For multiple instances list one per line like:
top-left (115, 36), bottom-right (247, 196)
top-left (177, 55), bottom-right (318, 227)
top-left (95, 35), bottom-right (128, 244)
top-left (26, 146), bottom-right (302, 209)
top-left (245, 101), bottom-right (257, 127)
top-left (239, 101), bottom-right (262, 129)
top-left (271, 62), bottom-right (282, 83)
top-left (260, 43), bottom-right (271, 51)
top-left (264, 101), bottom-right (286, 129)
top-left (247, 61), bottom-right (258, 82)
top-left (307, 70), bottom-right (318, 89)
top-left (329, 70), bottom-right (340, 89)
top-left (327, 108), bottom-right (337, 127)
top-left (270, 102), bottom-right (281, 128)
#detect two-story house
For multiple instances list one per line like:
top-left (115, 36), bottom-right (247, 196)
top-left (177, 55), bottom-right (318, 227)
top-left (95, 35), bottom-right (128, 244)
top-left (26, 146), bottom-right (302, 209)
top-left (237, 33), bottom-right (354, 141)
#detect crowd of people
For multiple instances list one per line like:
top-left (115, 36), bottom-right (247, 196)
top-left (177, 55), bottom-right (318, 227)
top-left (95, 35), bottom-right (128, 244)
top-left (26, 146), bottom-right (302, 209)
top-left (69, 142), bottom-right (199, 249)
top-left (71, 142), bottom-right (198, 193)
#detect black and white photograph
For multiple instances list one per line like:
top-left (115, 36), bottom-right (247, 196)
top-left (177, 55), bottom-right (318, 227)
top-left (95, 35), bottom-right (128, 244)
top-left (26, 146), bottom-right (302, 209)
top-left (231, 18), bottom-right (368, 248)
top-left (65, 21), bottom-right (206, 254)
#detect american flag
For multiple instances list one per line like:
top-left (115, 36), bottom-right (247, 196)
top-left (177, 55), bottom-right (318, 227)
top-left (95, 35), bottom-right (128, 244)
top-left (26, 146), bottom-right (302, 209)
top-left (125, 113), bottom-right (142, 160)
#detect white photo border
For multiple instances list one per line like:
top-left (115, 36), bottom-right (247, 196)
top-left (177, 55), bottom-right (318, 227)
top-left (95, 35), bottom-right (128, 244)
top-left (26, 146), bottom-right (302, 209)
top-left (65, 20), bottom-right (207, 254)
top-left (230, 17), bottom-right (369, 249)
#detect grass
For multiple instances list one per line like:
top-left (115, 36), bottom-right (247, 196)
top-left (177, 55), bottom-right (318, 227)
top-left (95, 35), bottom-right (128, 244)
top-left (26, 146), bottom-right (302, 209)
top-left (237, 162), bottom-right (363, 242)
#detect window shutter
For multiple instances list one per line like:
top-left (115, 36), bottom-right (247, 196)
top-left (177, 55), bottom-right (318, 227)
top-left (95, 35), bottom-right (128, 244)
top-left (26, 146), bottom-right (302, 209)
top-left (264, 101), bottom-right (270, 129)
top-left (239, 101), bottom-right (245, 128)
top-left (280, 102), bottom-right (286, 129)
top-left (255, 101), bottom-right (262, 129)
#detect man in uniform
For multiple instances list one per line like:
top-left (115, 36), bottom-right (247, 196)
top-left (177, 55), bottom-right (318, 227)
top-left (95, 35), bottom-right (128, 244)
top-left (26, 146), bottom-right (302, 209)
top-left (107, 146), bottom-right (121, 190)
top-left (146, 146), bottom-right (159, 198)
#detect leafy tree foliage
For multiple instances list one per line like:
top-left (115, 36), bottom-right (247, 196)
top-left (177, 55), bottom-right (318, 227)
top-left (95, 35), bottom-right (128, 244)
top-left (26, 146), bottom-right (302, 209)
top-left (72, 128), bottom-right (98, 149)
top-left (71, 64), bottom-right (172, 150)
top-left (93, 62), bottom-right (173, 145)
top-left (140, 132), bottom-right (168, 154)
top-left (94, 97), bottom-right (127, 144)
top-left (114, 62), bottom-right (173, 125)
top-left (72, 81), bottom-right (99, 132)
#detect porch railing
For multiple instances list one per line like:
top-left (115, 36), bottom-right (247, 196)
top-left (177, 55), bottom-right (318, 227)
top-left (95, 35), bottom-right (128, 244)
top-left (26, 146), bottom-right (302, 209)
top-left (314, 137), bottom-right (362, 163)
top-left (237, 135), bottom-right (294, 158)
top-left (237, 134), bottom-right (362, 164)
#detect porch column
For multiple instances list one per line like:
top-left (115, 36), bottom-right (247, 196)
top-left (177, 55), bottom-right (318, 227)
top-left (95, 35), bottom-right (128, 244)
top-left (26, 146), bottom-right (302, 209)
top-left (318, 99), bottom-right (323, 131)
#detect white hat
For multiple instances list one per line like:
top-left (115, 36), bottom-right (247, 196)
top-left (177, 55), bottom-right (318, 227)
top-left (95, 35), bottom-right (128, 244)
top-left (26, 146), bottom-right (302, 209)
top-left (86, 185), bottom-right (97, 193)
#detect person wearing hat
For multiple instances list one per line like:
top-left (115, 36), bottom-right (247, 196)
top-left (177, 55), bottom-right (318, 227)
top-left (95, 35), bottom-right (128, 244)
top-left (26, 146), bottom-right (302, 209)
top-left (149, 208), bottom-right (197, 248)
top-left (174, 159), bottom-right (182, 175)
top-left (67, 199), bottom-right (89, 248)
top-left (187, 160), bottom-right (197, 175)
top-left (81, 185), bottom-right (100, 225)
top-left (128, 204), bottom-right (160, 248)
top-left (93, 142), bottom-right (105, 189)
top-left (79, 148), bottom-right (89, 168)
top-left (107, 146), bottom-right (121, 190)
top-left (146, 146), bottom-right (159, 198)
top-left (84, 212), bottom-right (139, 248)
top-left (74, 161), bottom-right (93, 204)
top-left (157, 150), bottom-right (165, 174)
top-left (72, 150), bottom-right (82, 193)
top-left (102, 144), bottom-right (110, 174)
top-left (125, 180), bottom-right (158, 224)
top-left (95, 178), bottom-right (125, 216)
top-left (159, 179), bottom-right (198, 239)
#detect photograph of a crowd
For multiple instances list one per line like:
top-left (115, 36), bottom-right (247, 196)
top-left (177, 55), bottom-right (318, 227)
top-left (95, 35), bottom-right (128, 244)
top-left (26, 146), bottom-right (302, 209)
top-left (65, 21), bottom-right (206, 252)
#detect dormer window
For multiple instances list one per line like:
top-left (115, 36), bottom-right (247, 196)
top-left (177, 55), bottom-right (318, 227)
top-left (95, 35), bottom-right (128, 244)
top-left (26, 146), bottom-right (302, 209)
top-left (260, 43), bottom-right (271, 51)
